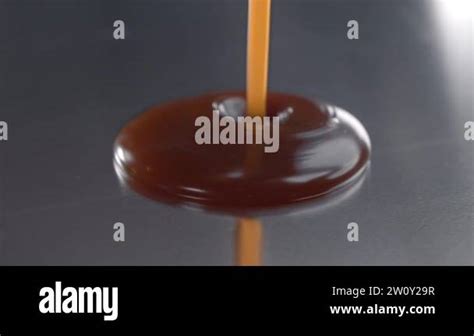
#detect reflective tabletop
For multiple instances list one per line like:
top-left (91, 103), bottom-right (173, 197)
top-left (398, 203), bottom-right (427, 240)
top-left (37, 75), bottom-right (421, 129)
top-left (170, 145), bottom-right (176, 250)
top-left (0, 0), bottom-right (472, 265)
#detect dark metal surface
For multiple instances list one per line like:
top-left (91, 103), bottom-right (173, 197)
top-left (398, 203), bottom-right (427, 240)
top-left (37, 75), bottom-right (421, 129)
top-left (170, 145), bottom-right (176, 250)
top-left (0, 0), bottom-right (472, 265)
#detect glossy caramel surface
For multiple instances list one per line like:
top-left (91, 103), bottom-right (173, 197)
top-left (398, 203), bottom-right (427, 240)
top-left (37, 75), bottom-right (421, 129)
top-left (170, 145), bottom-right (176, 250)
top-left (114, 92), bottom-right (370, 215)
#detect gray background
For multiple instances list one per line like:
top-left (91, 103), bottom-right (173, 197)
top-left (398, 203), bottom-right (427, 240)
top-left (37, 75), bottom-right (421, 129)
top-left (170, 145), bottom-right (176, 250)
top-left (0, 0), bottom-right (472, 265)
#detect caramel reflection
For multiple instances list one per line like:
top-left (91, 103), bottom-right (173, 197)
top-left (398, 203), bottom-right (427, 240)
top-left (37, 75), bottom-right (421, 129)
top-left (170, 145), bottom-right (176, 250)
top-left (235, 218), bottom-right (263, 266)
